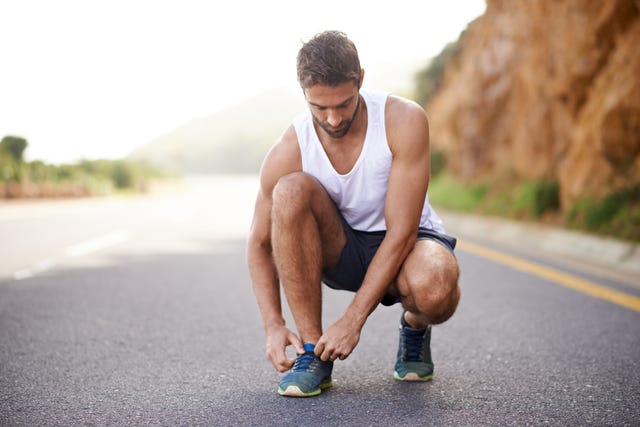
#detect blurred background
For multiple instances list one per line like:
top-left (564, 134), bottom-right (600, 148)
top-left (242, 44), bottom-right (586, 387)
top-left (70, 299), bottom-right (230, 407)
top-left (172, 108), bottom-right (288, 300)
top-left (3, 3), bottom-right (639, 424)
top-left (1, 0), bottom-right (638, 242)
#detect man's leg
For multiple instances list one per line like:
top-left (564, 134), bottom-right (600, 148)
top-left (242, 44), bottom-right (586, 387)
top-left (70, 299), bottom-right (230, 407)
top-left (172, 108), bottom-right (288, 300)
top-left (271, 172), bottom-right (346, 344)
top-left (391, 239), bottom-right (460, 381)
top-left (395, 240), bottom-right (460, 328)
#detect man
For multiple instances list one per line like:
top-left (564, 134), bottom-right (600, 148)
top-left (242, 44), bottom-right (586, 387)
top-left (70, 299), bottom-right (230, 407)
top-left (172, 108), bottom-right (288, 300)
top-left (247, 30), bottom-right (460, 397)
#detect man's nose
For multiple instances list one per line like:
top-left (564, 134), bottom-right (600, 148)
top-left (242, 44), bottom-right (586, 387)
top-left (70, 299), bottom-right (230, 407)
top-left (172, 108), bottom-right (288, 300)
top-left (327, 110), bottom-right (341, 127)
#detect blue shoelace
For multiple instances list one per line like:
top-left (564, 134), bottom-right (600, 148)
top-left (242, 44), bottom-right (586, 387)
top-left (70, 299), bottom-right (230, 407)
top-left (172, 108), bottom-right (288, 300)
top-left (401, 328), bottom-right (426, 362)
top-left (292, 351), bottom-right (318, 372)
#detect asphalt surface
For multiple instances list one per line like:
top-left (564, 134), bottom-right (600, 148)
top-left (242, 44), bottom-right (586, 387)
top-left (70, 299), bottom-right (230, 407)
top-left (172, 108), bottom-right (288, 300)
top-left (1, 175), bottom-right (639, 426)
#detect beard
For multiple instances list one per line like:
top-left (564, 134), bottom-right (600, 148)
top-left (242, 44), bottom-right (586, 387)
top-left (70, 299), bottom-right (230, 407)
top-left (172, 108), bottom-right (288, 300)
top-left (311, 96), bottom-right (361, 139)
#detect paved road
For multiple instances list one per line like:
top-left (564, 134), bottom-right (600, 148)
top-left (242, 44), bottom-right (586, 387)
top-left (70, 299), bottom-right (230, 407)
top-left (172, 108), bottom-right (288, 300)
top-left (1, 176), bottom-right (639, 426)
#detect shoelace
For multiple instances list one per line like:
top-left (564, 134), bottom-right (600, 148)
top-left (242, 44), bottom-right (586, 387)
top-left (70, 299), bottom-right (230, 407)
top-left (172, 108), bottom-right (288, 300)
top-left (401, 328), bottom-right (426, 362)
top-left (292, 351), bottom-right (318, 372)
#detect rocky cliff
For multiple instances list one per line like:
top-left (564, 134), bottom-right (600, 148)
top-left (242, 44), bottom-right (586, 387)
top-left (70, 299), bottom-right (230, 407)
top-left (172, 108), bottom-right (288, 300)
top-left (427, 0), bottom-right (640, 211)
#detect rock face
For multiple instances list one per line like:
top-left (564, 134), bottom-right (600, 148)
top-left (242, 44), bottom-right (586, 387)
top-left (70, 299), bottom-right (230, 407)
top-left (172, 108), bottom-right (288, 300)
top-left (428, 0), bottom-right (640, 210)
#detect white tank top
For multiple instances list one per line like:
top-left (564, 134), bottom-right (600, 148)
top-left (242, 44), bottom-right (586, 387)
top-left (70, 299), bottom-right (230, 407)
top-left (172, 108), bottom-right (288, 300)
top-left (293, 90), bottom-right (444, 233)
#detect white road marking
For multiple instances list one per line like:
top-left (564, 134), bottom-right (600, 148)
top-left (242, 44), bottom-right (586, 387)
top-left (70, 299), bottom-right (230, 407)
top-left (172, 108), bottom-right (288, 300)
top-left (13, 258), bottom-right (57, 280)
top-left (13, 231), bottom-right (131, 280)
top-left (64, 231), bottom-right (131, 258)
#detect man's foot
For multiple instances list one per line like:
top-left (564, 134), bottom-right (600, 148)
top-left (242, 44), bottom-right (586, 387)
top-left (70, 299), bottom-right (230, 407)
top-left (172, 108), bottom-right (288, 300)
top-left (278, 343), bottom-right (333, 397)
top-left (394, 311), bottom-right (434, 381)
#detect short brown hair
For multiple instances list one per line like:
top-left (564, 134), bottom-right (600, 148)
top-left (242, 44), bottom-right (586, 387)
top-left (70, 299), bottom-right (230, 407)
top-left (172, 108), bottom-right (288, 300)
top-left (296, 31), bottom-right (361, 88)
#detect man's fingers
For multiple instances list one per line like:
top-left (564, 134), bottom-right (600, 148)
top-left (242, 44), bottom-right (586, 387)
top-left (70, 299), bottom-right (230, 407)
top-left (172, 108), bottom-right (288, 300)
top-left (318, 344), bottom-right (335, 362)
top-left (289, 333), bottom-right (304, 355)
top-left (327, 350), bottom-right (349, 361)
top-left (267, 347), bottom-right (289, 372)
top-left (316, 343), bottom-right (339, 361)
top-left (319, 343), bottom-right (351, 362)
top-left (272, 355), bottom-right (293, 372)
top-left (268, 346), bottom-right (295, 372)
top-left (276, 358), bottom-right (295, 372)
top-left (315, 337), bottom-right (346, 361)
top-left (265, 326), bottom-right (306, 371)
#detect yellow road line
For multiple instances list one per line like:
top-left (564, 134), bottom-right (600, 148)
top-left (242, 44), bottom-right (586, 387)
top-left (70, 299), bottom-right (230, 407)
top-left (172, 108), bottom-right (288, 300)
top-left (457, 240), bottom-right (640, 313)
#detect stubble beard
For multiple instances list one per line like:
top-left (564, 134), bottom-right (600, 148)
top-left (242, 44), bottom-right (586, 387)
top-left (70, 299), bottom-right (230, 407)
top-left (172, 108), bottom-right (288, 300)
top-left (311, 96), bottom-right (361, 139)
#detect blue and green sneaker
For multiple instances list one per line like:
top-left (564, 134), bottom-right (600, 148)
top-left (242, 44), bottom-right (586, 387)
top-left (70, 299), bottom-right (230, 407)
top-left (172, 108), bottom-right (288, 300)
top-left (394, 311), bottom-right (434, 381)
top-left (278, 343), bottom-right (333, 397)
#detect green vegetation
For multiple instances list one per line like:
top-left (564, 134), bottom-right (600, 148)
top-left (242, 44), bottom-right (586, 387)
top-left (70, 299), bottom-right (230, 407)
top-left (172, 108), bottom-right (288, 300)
top-left (569, 185), bottom-right (640, 241)
top-left (429, 168), bottom-right (562, 220)
top-left (1, 135), bottom-right (28, 182)
top-left (1, 135), bottom-right (174, 198)
top-left (430, 150), bottom-right (447, 177)
top-left (1, 136), bottom-right (27, 162)
top-left (428, 164), bottom-right (638, 241)
top-left (480, 178), bottom-right (560, 220)
top-left (428, 173), bottom-right (488, 212)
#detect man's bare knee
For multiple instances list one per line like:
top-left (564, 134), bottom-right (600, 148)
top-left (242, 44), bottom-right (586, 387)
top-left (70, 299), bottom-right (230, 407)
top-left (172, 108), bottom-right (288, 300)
top-left (419, 283), bottom-right (460, 324)
top-left (399, 243), bottom-right (460, 325)
top-left (403, 276), bottom-right (460, 324)
top-left (272, 172), bottom-right (313, 222)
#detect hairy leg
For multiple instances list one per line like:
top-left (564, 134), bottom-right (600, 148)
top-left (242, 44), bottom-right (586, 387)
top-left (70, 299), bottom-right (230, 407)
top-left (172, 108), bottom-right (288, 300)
top-left (271, 172), bottom-right (346, 343)
top-left (392, 240), bottom-right (460, 329)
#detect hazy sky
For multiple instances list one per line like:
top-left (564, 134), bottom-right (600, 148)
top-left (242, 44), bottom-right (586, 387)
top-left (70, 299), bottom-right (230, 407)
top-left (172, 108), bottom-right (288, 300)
top-left (0, 0), bottom-right (485, 163)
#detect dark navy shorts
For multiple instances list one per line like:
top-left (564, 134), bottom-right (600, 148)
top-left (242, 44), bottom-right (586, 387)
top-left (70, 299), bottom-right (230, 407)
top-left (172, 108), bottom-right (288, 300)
top-left (322, 214), bottom-right (457, 306)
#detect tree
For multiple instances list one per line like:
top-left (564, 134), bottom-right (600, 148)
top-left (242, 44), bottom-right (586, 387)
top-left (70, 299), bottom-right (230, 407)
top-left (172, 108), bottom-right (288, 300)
top-left (0, 135), bottom-right (28, 162)
top-left (0, 135), bottom-right (28, 182)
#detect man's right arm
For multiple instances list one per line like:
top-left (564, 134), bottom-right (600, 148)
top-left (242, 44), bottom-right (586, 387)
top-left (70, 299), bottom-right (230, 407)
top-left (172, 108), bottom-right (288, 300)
top-left (246, 126), bottom-right (303, 372)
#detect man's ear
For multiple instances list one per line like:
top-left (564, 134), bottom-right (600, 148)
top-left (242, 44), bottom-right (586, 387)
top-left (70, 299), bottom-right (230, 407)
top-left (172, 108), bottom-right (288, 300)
top-left (358, 69), bottom-right (365, 89)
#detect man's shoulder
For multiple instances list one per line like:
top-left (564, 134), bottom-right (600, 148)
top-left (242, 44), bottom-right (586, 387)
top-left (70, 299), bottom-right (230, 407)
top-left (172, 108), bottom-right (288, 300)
top-left (266, 125), bottom-right (300, 167)
top-left (385, 94), bottom-right (427, 120)
top-left (259, 125), bottom-right (302, 188)
top-left (278, 123), bottom-right (299, 146)
top-left (383, 95), bottom-right (429, 152)
top-left (360, 90), bottom-right (426, 129)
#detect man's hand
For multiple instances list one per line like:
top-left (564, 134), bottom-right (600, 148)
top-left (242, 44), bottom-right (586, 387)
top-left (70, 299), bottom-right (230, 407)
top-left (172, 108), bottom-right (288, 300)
top-left (315, 315), bottom-right (362, 362)
top-left (265, 324), bottom-right (304, 372)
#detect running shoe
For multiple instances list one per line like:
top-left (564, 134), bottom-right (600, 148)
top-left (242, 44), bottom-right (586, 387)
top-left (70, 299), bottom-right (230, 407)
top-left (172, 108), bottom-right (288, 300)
top-left (394, 311), bottom-right (434, 381)
top-left (278, 342), bottom-right (333, 397)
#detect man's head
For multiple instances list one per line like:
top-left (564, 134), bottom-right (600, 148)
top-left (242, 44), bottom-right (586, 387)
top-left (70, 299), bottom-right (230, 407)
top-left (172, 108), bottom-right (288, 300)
top-left (296, 31), bottom-right (362, 89)
top-left (297, 31), bottom-right (364, 138)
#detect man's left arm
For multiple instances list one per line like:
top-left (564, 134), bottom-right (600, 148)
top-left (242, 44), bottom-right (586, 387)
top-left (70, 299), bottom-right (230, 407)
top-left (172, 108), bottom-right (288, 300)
top-left (315, 97), bottom-right (430, 362)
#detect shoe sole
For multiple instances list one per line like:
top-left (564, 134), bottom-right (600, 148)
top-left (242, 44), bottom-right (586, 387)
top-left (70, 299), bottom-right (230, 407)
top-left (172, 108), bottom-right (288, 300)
top-left (393, 371), bottom-right (433, 382)
top-left (278, 378), bottom-right (333, 397)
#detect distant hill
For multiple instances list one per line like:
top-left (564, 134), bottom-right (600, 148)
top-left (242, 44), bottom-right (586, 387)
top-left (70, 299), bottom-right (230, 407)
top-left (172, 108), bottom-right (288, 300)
top-left (129, 58), bottom-right (424, 175)
top-left (129, 87), bottom-right (306, 174)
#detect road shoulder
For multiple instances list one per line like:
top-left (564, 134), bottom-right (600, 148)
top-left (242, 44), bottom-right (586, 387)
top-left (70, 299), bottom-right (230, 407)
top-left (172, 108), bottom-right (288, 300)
top-left (441, 209), bottom-right (640, 288)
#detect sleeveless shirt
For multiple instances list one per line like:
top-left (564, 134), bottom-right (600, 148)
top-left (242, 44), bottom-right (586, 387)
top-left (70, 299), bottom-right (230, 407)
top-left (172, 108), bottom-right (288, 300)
top-left (293, 90), bottom-right (444, 233)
